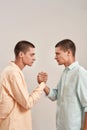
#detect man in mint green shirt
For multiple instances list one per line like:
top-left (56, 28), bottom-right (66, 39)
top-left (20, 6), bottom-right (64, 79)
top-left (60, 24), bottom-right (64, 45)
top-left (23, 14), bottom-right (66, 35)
top-left (38, 39), bottom-right (87, 130)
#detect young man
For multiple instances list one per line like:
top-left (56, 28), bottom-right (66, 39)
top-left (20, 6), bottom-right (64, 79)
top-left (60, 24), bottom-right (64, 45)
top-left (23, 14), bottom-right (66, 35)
top-left (38, 39), bottom-right (87, 130)
top-left (0, 40), bottom-right (46, 130)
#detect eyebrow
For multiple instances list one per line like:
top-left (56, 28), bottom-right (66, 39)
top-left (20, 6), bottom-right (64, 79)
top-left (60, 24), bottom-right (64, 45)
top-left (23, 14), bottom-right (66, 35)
top-left (55, 52), bottom-right (59, 54)
top-left (31, 53), bottom-right (35, 55)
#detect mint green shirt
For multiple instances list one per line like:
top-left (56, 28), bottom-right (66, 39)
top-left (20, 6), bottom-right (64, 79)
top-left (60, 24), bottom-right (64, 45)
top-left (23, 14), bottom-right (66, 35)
top-left (48, 62), bottom-right (87, 130)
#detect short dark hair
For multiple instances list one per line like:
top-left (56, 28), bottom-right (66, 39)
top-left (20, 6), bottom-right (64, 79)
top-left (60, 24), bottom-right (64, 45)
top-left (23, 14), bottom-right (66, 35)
top-left (55, 39), bottom-right (76, 56)
top-left (14, 40), bottom-right (35, 57)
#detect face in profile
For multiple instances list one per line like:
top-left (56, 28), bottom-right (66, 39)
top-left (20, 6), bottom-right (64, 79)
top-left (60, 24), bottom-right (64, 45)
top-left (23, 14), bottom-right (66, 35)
top-left (55, 47), bottom-right (69, 66)
top-left (21, 47), bottom-right (36, 66)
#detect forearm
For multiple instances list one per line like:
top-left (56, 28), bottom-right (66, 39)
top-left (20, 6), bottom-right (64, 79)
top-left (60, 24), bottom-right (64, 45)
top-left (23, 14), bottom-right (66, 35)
top-left (44, 86), bottom-right (50, 95)
top-left (83, 112), bottom-right (87, 130)
top-left (28, 82), bottom-right (46, 109)
top-left (44, 86), bottom-right (58, 101)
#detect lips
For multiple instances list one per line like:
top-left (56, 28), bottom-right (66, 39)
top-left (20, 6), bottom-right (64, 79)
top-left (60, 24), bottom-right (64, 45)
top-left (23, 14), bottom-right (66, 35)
top-left (56, 60), bottom-right (59, 62)
top-left (32, 61), bottom-right (34, 64)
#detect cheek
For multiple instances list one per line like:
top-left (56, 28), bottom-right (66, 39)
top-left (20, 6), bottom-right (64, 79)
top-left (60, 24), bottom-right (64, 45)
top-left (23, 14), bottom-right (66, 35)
top-left (62, 55), bottom-right (68, 61)
top-left (59, 55), bottom-right (63, 59)
top-left (27, 56), bottom-right (34, 62)
top-left (24, 55), bottom-right (31, 62)
top-left (59, 55), bottom-right (66, 61)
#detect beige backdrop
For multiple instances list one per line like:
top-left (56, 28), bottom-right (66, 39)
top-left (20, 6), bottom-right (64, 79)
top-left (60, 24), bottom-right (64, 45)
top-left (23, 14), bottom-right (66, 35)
top-left (0, 0), bottom-right (87, 130)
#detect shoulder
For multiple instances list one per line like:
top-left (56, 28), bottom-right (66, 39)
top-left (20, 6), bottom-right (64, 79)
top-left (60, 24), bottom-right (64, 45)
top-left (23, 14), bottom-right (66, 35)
top-left (78, 65), bottom-right (87, 80)
top-left (0, 65), bottom-right (20, 80)
top-left (78, 65), bottom-right (87, 74)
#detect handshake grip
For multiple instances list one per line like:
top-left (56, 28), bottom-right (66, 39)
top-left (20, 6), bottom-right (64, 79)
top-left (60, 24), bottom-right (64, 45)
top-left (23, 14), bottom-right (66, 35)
top-left (37, 72), bottom-right (48, 84)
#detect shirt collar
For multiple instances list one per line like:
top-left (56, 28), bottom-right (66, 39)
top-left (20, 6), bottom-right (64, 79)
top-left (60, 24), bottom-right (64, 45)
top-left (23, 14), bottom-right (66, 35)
top-left (66, 61), bottom-right (79, 70)
top-left (9, 61), bottom-right (22, 72)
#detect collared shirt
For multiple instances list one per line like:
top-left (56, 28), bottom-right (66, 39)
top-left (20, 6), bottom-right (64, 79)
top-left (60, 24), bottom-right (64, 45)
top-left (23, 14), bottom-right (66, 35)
top-left (48, 61), bottom-right (87, 130)
top-left (0, 62), bottom-right (45, 130)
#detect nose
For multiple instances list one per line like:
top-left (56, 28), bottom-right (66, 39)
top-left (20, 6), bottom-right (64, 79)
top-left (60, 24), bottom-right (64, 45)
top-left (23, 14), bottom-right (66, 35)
top-left (54, 55), bottom-right (57, 60)
top-left (33, 57), bottom-right (36, 61)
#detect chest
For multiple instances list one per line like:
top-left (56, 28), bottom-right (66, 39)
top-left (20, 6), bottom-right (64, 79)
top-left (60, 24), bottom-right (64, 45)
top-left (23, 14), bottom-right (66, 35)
top-left (58, 70), bottom-right (79, 98)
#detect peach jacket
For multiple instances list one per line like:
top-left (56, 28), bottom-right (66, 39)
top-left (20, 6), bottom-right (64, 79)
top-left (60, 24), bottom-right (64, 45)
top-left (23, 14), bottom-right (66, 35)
top-left (0, 62), bottom-right (45, 130)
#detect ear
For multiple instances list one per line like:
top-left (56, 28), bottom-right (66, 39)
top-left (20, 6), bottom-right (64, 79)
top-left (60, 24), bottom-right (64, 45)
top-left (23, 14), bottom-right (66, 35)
top-left (19, 51), bottom-right (24, 58)
top-left (67, 49), bottom-right (71, 56)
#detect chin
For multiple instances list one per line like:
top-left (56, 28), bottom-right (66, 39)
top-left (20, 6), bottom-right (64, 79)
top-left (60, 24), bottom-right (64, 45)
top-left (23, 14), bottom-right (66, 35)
top-left (30, 63), bottom-right (34, 66)
top-left (27, 64), bottom-right (32, 67)
top-left (58, 62), bottom-right (63, 65)
top-left (29, 64), bottom-right (33, 66)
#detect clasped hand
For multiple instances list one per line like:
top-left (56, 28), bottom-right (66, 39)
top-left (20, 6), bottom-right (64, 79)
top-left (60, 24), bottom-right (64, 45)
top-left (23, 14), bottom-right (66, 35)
top-left (37, 72), bottom-right (48, 84)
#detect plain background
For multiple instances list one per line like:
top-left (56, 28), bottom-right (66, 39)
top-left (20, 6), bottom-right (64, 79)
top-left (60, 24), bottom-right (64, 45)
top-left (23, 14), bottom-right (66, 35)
top-left (0, 0), bottom-right (87, 130)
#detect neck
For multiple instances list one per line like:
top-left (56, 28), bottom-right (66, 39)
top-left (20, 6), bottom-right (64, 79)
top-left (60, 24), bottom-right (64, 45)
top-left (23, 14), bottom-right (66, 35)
top-left (14, 58), bottom-right (25, 70)
top-left (64, 57), bottom-right (75, 67)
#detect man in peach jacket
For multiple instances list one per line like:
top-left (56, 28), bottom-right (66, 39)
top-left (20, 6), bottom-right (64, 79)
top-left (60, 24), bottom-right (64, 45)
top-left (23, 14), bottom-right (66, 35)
top-left (0, 40), bottom-right (47, 130)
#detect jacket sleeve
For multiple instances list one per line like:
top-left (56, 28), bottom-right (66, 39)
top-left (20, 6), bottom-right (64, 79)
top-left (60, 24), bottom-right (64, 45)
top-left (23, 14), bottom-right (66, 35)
top-left (3, 72), bottom-right (45, 110)
top-left (0, 83), bottom-right (14, 122)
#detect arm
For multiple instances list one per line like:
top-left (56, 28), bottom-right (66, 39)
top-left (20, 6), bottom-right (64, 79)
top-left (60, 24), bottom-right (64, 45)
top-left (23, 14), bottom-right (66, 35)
top-left (0, 86), bottom-right (15, 123)
top-left (77, 71), bottom-right (87, 130)
top-left (44, 86), bottom-right (50, 95)
top-left (47, 88), bottom-right (58, 101)
top-left (37, 72), bottom-right (58, 101)
top-left (82, 112), bottom-right (87, 130)
top-left (3, 72), bottom-right (45, 110)
top-left (27, 82), bottom-right (46, 108)
top-left (44, 86), bottom-right (58, 101)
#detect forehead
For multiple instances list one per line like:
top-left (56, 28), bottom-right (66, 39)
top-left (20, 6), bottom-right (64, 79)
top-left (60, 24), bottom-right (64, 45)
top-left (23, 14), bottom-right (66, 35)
top-left (27, 47), bottom-right (35, 52)
top-left (55, 47), bottom-right (64, 53)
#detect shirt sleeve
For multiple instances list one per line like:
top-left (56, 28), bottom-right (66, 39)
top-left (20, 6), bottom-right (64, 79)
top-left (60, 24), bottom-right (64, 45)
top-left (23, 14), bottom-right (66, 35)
top-left (48, 79), bottom-right (62, 101)
top-left (48, 88), bottom-right (58, 101)
top-left (77, 70), bottom-right (87, 112)
top-left (3, 72), bottom-right (45, 110)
